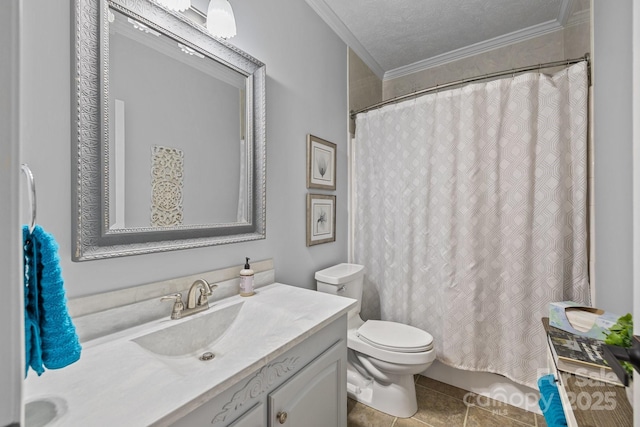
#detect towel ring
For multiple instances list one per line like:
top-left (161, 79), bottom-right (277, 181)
top-left (21, 164), bottom-right (36, 234)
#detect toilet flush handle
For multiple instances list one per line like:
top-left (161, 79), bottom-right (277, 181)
top-left (337, 286), bottom-right (346, 293)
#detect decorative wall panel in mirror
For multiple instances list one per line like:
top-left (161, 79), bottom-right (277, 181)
top-left (73, 0), bottom-right (266, 261)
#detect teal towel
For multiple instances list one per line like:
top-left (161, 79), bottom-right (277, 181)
top-left (24, 225), bottom-right (81, 376)
top-left (538, 375), bottom-right (568, 427)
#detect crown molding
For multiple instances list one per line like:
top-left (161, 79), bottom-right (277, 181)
top-left (304, 0), bottom-right (385, 79)
top-left (566, 8), bottom-right (590, 27)
top-left (558, 0), bottom-right (574, 26)
top-left (305, 0), bottom-right (583, 82)
top-left (383, 18), bottom-right (564, 81)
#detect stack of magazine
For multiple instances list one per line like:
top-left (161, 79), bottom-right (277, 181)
top-left (547, 326), bottom-right (623, 387)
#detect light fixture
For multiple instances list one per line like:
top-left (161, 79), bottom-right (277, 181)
top-left (178, 43), bottom-right (205, 58)
top-left (156, 0), bottom-right (190, 12)
top-left (127, 18), bottom-right (161, 36)
top-left (206, 0), bottom-right (237, 39)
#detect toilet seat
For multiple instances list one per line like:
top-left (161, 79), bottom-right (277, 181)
top-left (357, 320), bottom-right (434, 353)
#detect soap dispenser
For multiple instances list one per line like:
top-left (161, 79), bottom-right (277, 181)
top-left (239, 257), bottom-right (255, 297)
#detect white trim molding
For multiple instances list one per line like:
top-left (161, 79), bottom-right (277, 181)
top-left (306, 0), bottom-right (579, 81)
top-left (557, 0), bottom-right (575, 27)
top-left (567, 9), bottom-right (591, 28)
top-left (383, 19), bottom-right (564, 81)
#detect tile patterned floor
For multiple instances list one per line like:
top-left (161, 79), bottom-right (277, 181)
top-left (347, 375), bottom-right (547, 427)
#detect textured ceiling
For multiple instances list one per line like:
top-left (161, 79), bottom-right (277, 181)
top-left (307, 0), bottom-right (588, 79)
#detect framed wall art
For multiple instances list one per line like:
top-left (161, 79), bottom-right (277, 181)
top-left (307, 134), bottom-right (336, 190)
top-left (306, 194), bottom-right (336, 246)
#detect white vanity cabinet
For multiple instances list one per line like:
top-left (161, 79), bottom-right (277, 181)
top-left (24, 282), bottom-right (356, 426)
top-left (169, 315), bottom-right (347, 427)
top-left (268, 341), bottom-right (344, 427)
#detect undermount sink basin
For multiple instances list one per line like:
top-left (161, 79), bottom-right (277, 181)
top-left (133, 301), bottom-right (244, 358)
top-left (25, 397), bottom-right (66, 427)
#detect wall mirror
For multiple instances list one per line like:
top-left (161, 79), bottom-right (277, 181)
top-left (73, 0), bottom-right (266, 260)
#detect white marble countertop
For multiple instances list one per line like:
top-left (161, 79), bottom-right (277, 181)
top-left (24, 283), bottom-right (356, 426)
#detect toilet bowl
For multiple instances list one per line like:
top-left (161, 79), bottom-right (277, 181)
top-left (315, 263), bottom-right (435, 418)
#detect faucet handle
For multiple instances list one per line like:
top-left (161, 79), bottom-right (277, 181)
top-left (161, 293), bottom-right (183, 303)
top-left (197, 284), bottom-right (218, 306)
top-left (161, 293), bottom-right (184, 319)
top-left (197, 288), bottom-right (208, 306)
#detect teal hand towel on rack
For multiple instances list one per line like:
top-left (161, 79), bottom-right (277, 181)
top-left (24, 225), bottom-right (81, 376)
top-left (538, 375), bottom-right (568, 427)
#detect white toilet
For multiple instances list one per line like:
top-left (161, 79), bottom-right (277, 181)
top-left (315, 263), bottom-right (435, 418)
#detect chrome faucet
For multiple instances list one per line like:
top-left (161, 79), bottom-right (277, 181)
top-left (187, 278), bottom-right (216, 310)
top-left (161, 279), bottom-right (218, 320)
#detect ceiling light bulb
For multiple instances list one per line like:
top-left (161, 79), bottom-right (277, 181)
top-left (156, 0), bottom-right (190, 12)
top-left (206, 0), bottom-right (237, 39)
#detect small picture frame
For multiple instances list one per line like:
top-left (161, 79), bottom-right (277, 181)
top-left (307, 134), bottom-right (336, 190)
top-left (306, 194), bottom-right (336, 246)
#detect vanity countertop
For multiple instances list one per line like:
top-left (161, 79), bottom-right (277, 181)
top-left (24, 283), bottom-right (356, 426)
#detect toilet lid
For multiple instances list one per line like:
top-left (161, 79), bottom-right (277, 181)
top-left (356, 320), bottom-right (434, 353)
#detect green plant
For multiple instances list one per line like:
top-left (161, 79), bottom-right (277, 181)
top-left (604, 313), bottom-right (634, 376)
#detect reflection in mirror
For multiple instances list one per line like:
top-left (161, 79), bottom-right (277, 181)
top-left (107, 8), bottom-right (247, 229)
top-left (72, 0), bottom-right (266, 260)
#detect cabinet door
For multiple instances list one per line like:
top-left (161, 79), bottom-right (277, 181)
top-left (268, 341), bottom-right (345, 427)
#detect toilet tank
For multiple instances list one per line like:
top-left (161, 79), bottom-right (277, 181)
top-left (315, 263), bottom-right (364, 318)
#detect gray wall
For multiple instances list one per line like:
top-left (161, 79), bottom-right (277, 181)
top-left (20, 0), bottom-right (348, 299)
top-left (593, 1), bottom-right (634, 315)
top-left (1, 1), bottom-right (22, 424)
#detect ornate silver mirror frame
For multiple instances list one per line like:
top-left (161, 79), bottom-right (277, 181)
top-left (72, 0), bottom-right (266, 261)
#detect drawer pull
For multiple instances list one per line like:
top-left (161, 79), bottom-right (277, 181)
top-left (276, 411), bottom-right (288, 424)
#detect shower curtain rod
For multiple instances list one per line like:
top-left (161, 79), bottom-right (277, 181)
top-left (350, 53), bottom-right (590, 119)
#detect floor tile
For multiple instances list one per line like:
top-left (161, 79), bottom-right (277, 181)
top-left (466, 406), bottom-right (533, 427)
top-left (470, 395), bottom-right (537, 425)
top-left (416, 376), bottom-right (476, 402)
top-left (535, 413), bottom-right (547, 427)
top-left (347, 398), bottom-right (395, 427)
top-left (393, 417), bottom-right (432, 427)
top-left (346, 377), bottom-right (541, 427)
top-left (411, 384), bottom-right (468, 427)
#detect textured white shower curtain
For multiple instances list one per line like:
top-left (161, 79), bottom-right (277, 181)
top-left (353, 62), bottom-right (590, 387)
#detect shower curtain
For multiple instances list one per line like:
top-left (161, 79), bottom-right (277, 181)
top-left (353, 62), bottom-right (589, 387)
